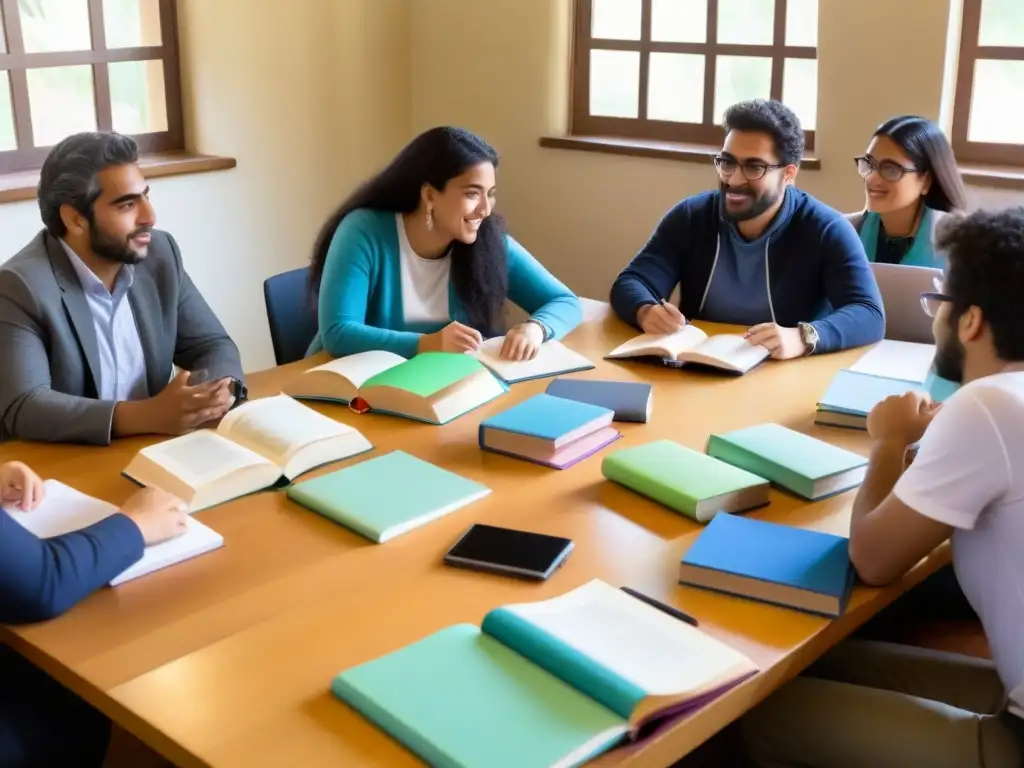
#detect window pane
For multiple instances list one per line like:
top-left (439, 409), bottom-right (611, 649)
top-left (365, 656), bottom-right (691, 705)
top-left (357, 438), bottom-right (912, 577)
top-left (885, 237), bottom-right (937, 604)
top-left (110, 60), bottom-right (167, 134)
top-left (651, 0), bottom-right (706, 43)
top-left (104, 0), bottom-right (163, 48)
top-left (785, 0), bottom-right (817, 46)
top-left (969, 60), bottom-right (1024, 144)
top-left (592, 0), bottom-right (641, 40)
top-left (0, 72), bottom-right (16, 151)
top-left (978, 0), bottom-right (1024, 47)
top-left (648, 53), bottom-right (705, 123)
top-left (27, 65), bottom-right (97, 146)
top-left (782, 58), bottom-right (817, 130)
top-left (718, 0), bottom-right (775, 45)
top-left (714, 55), bottom-right (772, 123)
top-left (19, 0), bottom-right (91, 53)
top-left (589, 50), bottom-right (640, 118)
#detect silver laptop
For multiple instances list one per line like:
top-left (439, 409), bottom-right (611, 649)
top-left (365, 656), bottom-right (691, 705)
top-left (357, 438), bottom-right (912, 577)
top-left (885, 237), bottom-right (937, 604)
top-left (871, 262), bottom-right (943, 344)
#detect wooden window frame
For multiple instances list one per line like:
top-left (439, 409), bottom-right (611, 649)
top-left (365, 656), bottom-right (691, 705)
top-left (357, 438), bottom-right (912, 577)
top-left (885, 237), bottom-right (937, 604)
top-left (952, 0), bottom-right (1024, 166)
top-left (0, 0), bottom-right (184, 174)
top-left (570, 0), bottom-right (816, 151)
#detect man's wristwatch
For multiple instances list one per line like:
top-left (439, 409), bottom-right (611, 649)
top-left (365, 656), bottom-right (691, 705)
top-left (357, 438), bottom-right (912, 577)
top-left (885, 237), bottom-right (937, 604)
top-left (797, 322), bottom-right (818, 355)
top-left (228, 378), bottom-right (248, 407)
top-left (525, 318), bottom-right (551, 341)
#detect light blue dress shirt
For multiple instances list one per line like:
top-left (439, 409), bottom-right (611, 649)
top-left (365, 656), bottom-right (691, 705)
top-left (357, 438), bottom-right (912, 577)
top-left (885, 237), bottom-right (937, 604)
top-left (60, 240), bottom-right (149, 402)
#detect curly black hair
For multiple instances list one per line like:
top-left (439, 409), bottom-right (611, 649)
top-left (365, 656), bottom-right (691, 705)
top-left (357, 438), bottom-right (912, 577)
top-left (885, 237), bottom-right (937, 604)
top-left (936, 206), bottom-right (1024, 361)
top-left (723, 99), bottom-right (804, 166)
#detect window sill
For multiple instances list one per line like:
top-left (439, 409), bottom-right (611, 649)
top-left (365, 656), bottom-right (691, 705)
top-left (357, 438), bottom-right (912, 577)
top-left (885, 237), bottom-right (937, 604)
top-left (959, 164), bottom-right (1024, 191)
top-left (539, 135), bottom-right (822, 170)
top-left (0, 151), bottom-right (237, 205)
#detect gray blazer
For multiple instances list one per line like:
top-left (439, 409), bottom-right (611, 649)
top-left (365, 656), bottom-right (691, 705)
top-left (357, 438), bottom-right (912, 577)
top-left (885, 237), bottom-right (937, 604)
top-left (0, 229), bottom-right (244, 445)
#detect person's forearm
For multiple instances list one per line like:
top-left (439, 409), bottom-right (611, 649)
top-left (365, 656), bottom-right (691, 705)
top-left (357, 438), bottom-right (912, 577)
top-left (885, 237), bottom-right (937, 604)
top-left (852, 440), bottom-right (907, 523)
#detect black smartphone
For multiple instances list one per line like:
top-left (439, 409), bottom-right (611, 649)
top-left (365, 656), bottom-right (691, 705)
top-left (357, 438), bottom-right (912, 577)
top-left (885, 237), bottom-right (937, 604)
top-left (443, 524), bottom-right (574, 580)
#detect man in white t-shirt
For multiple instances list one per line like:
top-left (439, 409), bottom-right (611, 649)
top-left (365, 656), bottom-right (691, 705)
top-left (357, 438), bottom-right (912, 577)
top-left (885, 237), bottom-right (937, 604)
top-left (742, 207), bottom-right (1024, 767)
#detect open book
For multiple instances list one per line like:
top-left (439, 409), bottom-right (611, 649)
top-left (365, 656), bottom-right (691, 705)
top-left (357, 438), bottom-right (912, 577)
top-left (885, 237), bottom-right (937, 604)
top-left (332, 579), bottom-right (758, 768)
top-left (6, 480), bottom-right (223, 586)
top-left (123, 395), bottom-right (373, 512)
top-left (606, 325), bottom-right (769, 374)
top-left (282, 351), bottom-right (506, 424)
top-left (472, 337), bottom-right (595, 384)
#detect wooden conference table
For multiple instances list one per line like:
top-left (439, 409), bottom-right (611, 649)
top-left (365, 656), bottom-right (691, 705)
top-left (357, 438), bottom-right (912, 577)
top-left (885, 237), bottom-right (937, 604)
top-left (0, 302), bottom-right (947, 768)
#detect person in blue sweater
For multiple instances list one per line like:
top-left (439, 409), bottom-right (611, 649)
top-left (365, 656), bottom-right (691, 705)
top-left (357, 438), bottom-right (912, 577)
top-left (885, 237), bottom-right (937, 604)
top-left (307, 126), bottom-right (582, 362)
top-left (0, 460), bottom-right (188, 766)
top-left (846, 115), bottom-right (968, 268)
top-left (610, 99), bottom-right (884, 359)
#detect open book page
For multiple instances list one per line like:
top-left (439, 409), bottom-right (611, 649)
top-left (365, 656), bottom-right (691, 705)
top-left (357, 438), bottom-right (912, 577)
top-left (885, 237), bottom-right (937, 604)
top-left (218, 394), bottom-right (357, 467)
top-left (136, 429), bottom-right (270, 490)
top-left (607, 325), bottom-right (707, 360)
top-left (848, 339), bottom-right (936, 383)
top-left (687, 334), bottom-right (769, 371)
top-left (472, 338), bottom-right (594, 382)
top-left (305, 350), bottom-right (407, 390)
top-left (482, 580), bottom-right (756, 721)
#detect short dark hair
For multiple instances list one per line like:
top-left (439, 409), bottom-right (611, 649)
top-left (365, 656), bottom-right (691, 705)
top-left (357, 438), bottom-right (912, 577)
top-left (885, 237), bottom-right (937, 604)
top-left (872, 115), bottom-right (967, 213)
top-left (936, 207), bottom-right (1024, 362)
top-left (37, 132), bottom-right (139, 237)
top-left (723, 99), bottom-right (804, 166)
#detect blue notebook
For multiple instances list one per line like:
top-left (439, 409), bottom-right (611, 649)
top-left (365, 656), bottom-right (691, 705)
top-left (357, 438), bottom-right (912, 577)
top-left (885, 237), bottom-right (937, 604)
top-left (678, 514), bottom-right (854, 617)
top-left (816, 370), bottom-right (922, 429)
top-left (545, 378), bottom-right (653, 423)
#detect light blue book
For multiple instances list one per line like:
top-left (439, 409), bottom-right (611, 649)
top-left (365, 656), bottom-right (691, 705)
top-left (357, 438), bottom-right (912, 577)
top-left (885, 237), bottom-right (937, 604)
top-left (816, 369), bottom-right (923, 429)
top-left (332, 580), bottom-right (758, 768)
top-left (285, 451), bottom-right (490, 542)
top-left (925, 369), bottom-right (960, 402)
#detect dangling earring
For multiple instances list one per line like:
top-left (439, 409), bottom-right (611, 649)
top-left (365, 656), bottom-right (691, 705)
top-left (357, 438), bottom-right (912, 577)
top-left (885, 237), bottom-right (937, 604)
top-left (425, 207), bottom-right (434, 231)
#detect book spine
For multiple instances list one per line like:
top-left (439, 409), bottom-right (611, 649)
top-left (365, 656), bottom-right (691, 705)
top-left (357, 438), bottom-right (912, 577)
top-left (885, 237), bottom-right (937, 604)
top-left (286, 489), bottom-right (382, 543)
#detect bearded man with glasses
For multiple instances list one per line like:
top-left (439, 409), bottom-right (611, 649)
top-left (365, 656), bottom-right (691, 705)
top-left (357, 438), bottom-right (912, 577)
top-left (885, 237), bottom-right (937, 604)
top-left (610, 99), bottom-right (884, 360)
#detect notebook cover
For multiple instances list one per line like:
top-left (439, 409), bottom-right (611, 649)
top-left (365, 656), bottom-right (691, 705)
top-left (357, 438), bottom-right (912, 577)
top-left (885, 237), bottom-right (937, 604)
top-left (285, 451), bottom-right (490, 542)
top-left (818, 369), bottom-right (922, 416)
top-left (480, 394), bottom-right (614, 442)
top-left (601, 440), bottom-right (768, 521)
top-left (680, 514), bottom-right (853, 603)
top-left (331, 624), bottom-right (627, 768)
top-left (362, 352), bottom-right (488, 399)
top-left (482, 427), bottom-right (622, 469)
top-left (545, 379), bottom-right (653, 423)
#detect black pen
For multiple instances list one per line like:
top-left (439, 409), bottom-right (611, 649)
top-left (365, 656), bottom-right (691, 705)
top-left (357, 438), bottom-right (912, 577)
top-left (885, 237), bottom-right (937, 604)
top-left (621, 586), bottom-right (699, 626)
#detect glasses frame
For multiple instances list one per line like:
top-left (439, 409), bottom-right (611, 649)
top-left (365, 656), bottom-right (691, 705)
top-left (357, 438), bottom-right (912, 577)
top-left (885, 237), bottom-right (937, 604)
top-left (919, 275), bottom-right (953, 318)
top-left (714, 155), bottom-right (786, 181)
top-left (854, 154), bottom-right (922, 183)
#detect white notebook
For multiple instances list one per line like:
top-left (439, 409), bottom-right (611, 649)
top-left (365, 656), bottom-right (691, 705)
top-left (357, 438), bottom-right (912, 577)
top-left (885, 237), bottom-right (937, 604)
top-left (472, 337), bottom-right (595, 384)
top-left (847, 339), bottom-right (937, 384)
top-left (7, 480), bottom-right (224, 586)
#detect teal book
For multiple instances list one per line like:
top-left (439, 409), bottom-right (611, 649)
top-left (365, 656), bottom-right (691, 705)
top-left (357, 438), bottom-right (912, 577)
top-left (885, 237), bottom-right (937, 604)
top-left (601, 440), bottom-right (769, 522)
top-left (816, 369), bottom-right (923, 429)
top-left (925, 369), bottom-right (960, 402)
top-left (332, 580), bottom-right (758, 768)
top-left (706, 423), bottom-right (867, 500)
top-left (283, 350), bottom-right (507, 424)
top-left (285, 451), bottom-right (490, 542)
top-left (679, 514), bottom-right (854, 617)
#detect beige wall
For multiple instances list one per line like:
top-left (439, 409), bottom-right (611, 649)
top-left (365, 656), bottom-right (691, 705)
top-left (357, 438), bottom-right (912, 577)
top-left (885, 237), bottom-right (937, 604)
top-left (410, 0), bottom-right (1024, 302)
top-left (0, 0), bottom-right (410, 372)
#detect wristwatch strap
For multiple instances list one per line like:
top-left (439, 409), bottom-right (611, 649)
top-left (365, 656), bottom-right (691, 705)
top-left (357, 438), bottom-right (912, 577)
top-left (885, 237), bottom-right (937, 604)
top-left (526, 318), bottom-right (551, 341)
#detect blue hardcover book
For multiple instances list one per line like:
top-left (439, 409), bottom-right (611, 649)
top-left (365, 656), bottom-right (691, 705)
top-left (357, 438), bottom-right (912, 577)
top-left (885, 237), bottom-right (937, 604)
top-left (678, 514), bottom-right (854, 617)
top-left (545, 378), bottom-right (653, 423)
top-left (815, 369), bottom-right (922, 429)
top-left (925, 369), bottom-right (960, 402)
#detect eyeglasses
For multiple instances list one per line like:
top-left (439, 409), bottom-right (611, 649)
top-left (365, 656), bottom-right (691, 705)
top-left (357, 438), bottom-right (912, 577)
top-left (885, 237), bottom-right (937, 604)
top-left (854, 154), bottom-right (922, 183)
top-left (714, 155), bottom-right (784, 181)
top-left (919, 275), bottom-right (953, 317)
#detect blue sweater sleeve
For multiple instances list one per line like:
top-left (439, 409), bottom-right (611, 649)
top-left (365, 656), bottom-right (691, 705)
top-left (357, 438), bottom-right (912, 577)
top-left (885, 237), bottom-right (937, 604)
top-left (609, 202), bottom-right (687, 328)
top-left (0, 510), bottom-right (144, 624)
top-left (318, 213), bottom-right (421, 359)
top-left (808, 217), bottom-right (885, 354)
top-left (505, 236), bottom-right (582, 340)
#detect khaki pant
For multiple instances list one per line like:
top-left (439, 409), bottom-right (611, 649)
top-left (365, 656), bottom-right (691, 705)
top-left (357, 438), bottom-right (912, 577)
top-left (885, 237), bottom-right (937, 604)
top-left (742, 639), bottom-right (1024, 768)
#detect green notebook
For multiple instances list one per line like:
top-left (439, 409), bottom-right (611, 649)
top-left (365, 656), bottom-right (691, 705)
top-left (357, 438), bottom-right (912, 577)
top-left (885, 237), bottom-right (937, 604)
top-left (284, 351), bottom-right (508, 424)
top-left (601, 440), bottom-right (770, 522)
top-left (332, 580), bottom-right (758, 768)
top-left (706, 423), bottom-right (868, 501)
top-left (285, 450), bottom-right (490, 542)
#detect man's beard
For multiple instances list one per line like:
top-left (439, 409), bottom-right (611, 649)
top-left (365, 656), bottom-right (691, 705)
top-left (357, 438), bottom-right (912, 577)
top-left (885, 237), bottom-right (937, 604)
top-left (90, 225), bottom-right (150, 265)
top-left (719, 181), bottom-right (783, 223)
top-left (933, 315), bottom-right (965, 383)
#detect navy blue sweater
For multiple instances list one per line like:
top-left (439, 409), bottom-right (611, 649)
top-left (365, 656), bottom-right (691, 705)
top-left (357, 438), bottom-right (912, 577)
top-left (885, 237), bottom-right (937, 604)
top-left (610, 189), bottom-right (885, 354)
top-left (0, 509), bottom-right (144, 623)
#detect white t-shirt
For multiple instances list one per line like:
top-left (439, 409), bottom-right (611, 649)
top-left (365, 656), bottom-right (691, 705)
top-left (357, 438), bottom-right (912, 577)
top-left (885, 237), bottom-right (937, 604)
top-left (396, 213), bottom-right (450, 325)
top-left (894, 370), bottom-right (1024, 717)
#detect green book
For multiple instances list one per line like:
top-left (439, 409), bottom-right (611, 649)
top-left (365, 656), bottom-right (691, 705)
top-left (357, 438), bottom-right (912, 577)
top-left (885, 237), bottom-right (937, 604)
top-left (601, 440), bottom-right (769, 522)
top-left (283, 351), bottom-right (507, 424)
top-left (706, 423), bottom-right (868, 500)
top-left (332, 580), bottom-right (758, 768)
top-left (285, 451), bottom-right (490, 542)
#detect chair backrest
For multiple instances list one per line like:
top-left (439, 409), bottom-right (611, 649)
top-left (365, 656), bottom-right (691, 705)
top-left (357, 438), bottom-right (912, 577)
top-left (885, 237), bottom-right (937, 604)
top-left (263, 266), bottom-right (318, 366)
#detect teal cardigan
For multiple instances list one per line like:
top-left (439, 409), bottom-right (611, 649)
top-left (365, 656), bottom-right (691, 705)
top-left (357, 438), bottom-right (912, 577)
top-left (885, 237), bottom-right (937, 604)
top-left (846, 207), bottom-right (947, 268)
top-left (309, 208), bottom-right (583, 359)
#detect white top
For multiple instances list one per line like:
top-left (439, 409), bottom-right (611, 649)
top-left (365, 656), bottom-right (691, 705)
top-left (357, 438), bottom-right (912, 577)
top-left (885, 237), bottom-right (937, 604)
top-left (396, 213), bottom-right (451, 325)
top-left (894, 371), bottom-right (1024, 718)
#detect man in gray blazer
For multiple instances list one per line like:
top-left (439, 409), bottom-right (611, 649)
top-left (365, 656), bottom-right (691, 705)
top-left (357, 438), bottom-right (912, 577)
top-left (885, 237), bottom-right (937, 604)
top-left (0, 132), bottom-right (245, 445)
